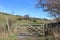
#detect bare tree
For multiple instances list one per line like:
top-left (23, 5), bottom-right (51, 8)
top-left (37, 0), bottom-right (60, 22)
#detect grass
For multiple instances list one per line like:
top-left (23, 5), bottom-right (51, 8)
top-left (0, 12), bottom-right (53, 40)
top-left (0, 34), bottom-right (18, 40)
top-left (0, 12), bottom-right (49, 26)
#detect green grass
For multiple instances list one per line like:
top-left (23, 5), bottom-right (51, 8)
top-left (0, 12), bottom-right (49, 26)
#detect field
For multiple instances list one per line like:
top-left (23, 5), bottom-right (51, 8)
top-left (0, 12), bottom-right (50, 40)
top-left (0, 12), bottom-right (49, 26)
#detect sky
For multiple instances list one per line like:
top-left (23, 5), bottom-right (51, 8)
top-left (0, 0), bottom-right (50, 19)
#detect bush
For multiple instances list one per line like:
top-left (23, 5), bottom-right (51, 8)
top-left (33, 19), bottom-right (37, 22)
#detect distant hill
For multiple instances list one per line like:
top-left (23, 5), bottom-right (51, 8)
top-left (0, 12), bottom-right (50, 26)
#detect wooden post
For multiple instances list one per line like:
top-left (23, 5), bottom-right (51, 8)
top-left (6, 16), bottom-right (10, 35)
top-left (43, 24), bottom-right (45, 37)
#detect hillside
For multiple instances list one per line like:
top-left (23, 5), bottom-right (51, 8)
top-left (0, 12), bottom-right (51, 40)
top-left (0, 12), bottom-right (50, 26)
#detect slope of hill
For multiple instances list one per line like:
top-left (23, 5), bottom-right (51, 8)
top-left (0, 12), bottom-right (50, 26)
top-left (0, 12), bottom-right (51, 39)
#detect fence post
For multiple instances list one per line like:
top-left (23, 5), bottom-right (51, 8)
top-left (6, 16), bottom-right (10, 35)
